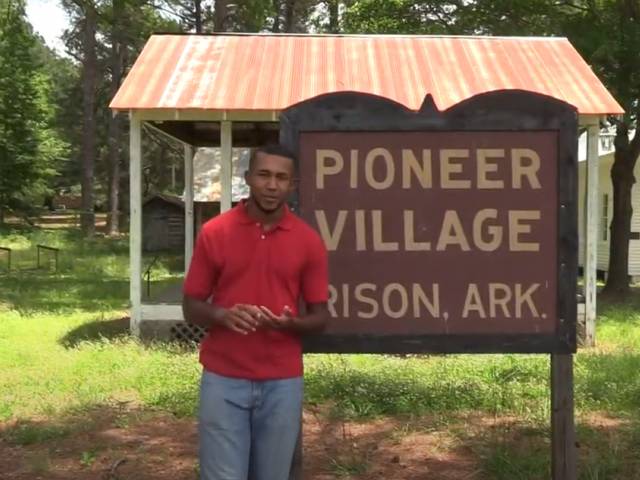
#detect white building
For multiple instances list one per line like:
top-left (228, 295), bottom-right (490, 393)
top-left (577, 129), bottom-right (639, 280)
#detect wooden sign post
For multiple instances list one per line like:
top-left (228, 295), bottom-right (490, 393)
top-left (552, 354), bottom-right (577, 479)
top-left (281, 90), bottom-right (578, 480)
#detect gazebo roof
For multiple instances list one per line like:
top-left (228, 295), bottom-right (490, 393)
top-left (111, 33), bottom-right (623, 116)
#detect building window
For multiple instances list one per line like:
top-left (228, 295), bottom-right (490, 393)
top-left (602, 193), bottom-right (609, 242)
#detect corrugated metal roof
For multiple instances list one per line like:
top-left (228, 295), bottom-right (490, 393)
top-left (110, 34), bottom-right (623, 115)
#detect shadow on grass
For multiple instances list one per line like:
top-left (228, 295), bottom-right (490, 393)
top-left (58, 315), bottom-right (202, 353)
top-left (60, 316), bottom-right (131, 348)
top-left (0, 403), bottom-right (135, 447)
top-left (462, 415), bottom-right (640, 480)
top-left (1, 395), bottom-right (639, 479)
top-left (0, 224), bottom-right (127, 250)
top-left (576, 352), bottom-right (640, 411)
top-left (0, 273), bottom-right (129, 314)
top-left (0, 402), bottom-right (198, 480)
top-left (0, 401), bottom-right (483, 480)
top-left (305, 351), bottom-right (640, 423)
top-left (598, 284), bottom-right (640, 316)
top-left (304, 357), bottom-right (549, 419)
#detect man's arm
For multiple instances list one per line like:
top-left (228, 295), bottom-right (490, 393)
top-left (259, 302), bottom-right (328, 334)
top-left (291, 302), bottom-right (329, 333)
top-left (182, 295), bottom-right (262, 335)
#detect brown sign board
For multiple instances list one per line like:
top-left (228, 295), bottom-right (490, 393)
top-left (280, 91), bottom-right (578, 354)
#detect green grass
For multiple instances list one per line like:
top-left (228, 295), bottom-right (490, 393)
top-left (482, 444), bottom-right (548, 480)
top-left (0, 310), bottom-right (200, 420)
top-left (0, 224), bottom-right (193, 423)
top-left (1, 224), bottom-right (640, 478)
top-left (305, 353), bottom-right (551, 419)
top-left (330, 456), bottom-right (370, 477)
top-left (474, 420), bottom-right (640, 480)
top-left (8, 421), bottom-right (72, 446)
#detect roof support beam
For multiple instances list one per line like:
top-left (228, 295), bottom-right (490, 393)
top-left (184, 144), bottom-right (195, 273)
top-left (129, 111), bottom-right (143, 336)
top-left (134, 109), bottom-right (280, 123)
top-left (221, 121), bottom-right (233, 212)
top-left (583, 119), bottom-right (599, 347)
top-left (578, 114), bottom-right (603, 128)
top-left (143, 120), bottom-right (187, 147)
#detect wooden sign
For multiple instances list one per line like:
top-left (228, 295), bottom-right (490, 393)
top-left (280, 91), bottom-right (578, 354)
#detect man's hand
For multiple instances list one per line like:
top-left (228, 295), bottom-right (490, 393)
top-left (258, 305), bottom-right (297, 329)
top-left (184, 295), bottom-right (326, 334)
top-left (218, 304), bottom-right (264, 335)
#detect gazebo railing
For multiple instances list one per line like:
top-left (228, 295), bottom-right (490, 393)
top-left (36, 244), bottom-right (59, 272)
top-left (143, 255), bottom-right (160, 298)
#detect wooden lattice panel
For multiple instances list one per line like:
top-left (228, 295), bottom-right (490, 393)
top-left (170, 321), bottom-right (206, 344)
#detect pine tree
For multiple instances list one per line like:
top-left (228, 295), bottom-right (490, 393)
top-left (0, 0), bottom-right (63, 223)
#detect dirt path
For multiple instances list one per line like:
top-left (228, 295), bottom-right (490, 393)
top-left (1, 408), bottom-right (484, 480)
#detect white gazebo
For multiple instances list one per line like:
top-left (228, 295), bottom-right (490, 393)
top-left (110, 33), bottom-right (624, 343)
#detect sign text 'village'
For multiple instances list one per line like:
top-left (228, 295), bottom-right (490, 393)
top-left (299, 131), bottom-right (558, 336)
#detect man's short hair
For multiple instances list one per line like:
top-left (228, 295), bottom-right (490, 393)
top-left (249, 144), bottom-right (297, 172)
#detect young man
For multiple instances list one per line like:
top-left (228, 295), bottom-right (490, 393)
top-left (182, 144), bottom-right (329, 480)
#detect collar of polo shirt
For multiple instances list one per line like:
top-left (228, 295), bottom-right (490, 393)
top-left (235, 199), bottom-right (294, 231)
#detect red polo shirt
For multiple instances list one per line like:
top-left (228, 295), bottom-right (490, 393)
top-left (183, 202), bottom-right (328, 380)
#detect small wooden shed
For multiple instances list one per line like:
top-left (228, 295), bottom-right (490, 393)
top-left (142, 194), bottom-right (185, 252)
top-left (110, 33), bottom-right (624, 342)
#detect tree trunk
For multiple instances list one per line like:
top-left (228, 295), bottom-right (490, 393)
top-left (106, 0), bottom-right (124, 236)
top-left (107, 139), bottom-right (121, 235)
top-left (283, 0), bottom-right (295, 32)
top-left (603, 122), bottom-right (640, 295)
top-left (80, 2), bottom-right (97, 237)
top-left (194, 0), bottom-right (202, 33)
top-left (272, 0), bottom-right (281, 32)
top-left (213, 0), bottom-right (227, 31)
top-left (327, 0), bottom-right (339, 33)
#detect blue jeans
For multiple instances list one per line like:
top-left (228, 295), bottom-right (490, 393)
top-left (199, 370), bottom-right (303, 480)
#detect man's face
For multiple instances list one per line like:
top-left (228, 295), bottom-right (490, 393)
top-left (245, 152), bottom-right (295, 213)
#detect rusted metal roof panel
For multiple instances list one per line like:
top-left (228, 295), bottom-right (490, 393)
top-left (110, 34), bottom-right (624, 115)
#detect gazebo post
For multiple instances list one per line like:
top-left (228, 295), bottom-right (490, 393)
top-left (221, 120), bottom-right (233, 212)
top-left (129, 111), bottom-right (142, 335)
top-left (184, 144), bottom-right (195, 273)
top-left (583, 119), bottom-right (600, 347)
